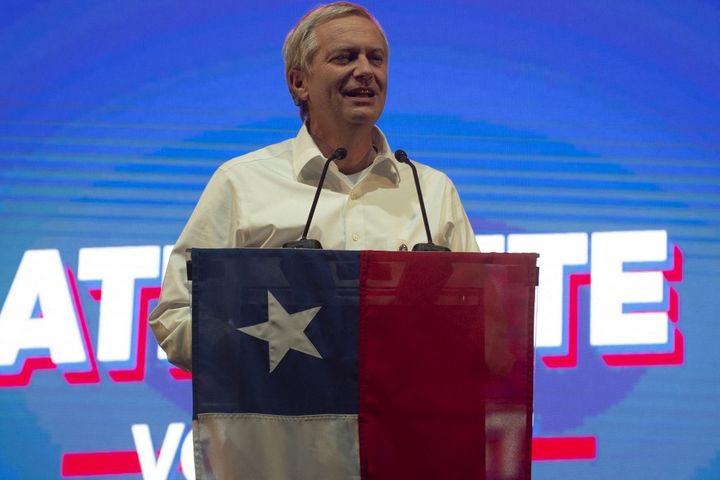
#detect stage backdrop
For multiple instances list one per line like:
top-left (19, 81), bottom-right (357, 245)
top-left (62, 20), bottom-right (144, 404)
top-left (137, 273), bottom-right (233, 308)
top-left (1, 1), bottom-right (719, 479)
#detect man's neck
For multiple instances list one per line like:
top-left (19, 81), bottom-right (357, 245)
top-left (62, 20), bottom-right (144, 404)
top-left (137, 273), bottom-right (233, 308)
top-left (308, 122), bottom-right (375, 175)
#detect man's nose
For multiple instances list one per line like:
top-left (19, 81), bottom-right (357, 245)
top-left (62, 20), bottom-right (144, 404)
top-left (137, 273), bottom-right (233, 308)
top-left (353, 55), bottom-right (374, 82)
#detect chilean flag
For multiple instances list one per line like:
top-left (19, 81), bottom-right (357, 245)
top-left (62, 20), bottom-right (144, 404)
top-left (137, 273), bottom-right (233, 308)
top-left (191, 249), bottom-right (535, 479)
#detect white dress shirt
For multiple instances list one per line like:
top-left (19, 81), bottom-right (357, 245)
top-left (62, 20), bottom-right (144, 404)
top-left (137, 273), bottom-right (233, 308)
top-left (150, 124), bottom-right (479, 370)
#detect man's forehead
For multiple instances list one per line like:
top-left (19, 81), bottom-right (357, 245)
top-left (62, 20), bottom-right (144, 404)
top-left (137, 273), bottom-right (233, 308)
top-left (315, 15), bottom-right (387, 49)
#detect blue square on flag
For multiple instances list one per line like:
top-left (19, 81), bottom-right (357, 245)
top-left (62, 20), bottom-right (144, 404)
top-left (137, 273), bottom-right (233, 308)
top-left (192, 249), bottom-right (359, 416)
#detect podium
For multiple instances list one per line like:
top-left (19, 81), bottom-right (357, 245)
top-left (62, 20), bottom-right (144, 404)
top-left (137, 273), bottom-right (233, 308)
top-left (190, 249), bottom-right (537, 480)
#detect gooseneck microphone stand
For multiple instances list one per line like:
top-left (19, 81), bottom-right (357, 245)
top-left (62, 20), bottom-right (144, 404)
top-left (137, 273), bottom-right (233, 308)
top-left (394, 149), bottom-right (451, 252)
top-left (283, 147), bottom-right (348, 249)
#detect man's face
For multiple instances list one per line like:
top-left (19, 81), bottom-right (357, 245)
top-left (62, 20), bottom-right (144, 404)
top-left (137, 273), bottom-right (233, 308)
top-left (294, 15), bottom-right (388, 133)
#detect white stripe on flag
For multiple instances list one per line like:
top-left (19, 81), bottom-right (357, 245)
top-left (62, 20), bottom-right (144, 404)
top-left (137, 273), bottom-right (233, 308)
top-left (194, 413), bottom-right (360, 479)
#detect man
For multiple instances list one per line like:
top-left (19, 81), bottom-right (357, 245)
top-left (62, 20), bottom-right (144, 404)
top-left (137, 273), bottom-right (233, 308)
top-left (150, 1), bottom-right (479, 372)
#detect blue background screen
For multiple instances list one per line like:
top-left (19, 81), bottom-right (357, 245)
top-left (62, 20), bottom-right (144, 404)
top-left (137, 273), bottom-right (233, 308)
top-left (1, 1), bottom-right (718, 478)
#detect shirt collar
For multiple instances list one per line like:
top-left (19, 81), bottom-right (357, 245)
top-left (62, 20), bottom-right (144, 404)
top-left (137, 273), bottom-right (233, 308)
top-left (292, 123), bottom-right (400, 186)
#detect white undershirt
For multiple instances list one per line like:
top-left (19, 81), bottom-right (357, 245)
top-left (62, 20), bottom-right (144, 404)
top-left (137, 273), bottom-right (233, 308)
top-left (341, 169), bottom-right (364, 186)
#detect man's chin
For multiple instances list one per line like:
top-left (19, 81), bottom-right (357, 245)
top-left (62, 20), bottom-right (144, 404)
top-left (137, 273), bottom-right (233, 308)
top-left (311, 106), bottom-right (384, 132)
top-left (345, 107), bottom-right (383, 126)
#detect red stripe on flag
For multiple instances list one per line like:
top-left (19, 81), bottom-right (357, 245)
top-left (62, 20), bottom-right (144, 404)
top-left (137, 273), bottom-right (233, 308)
top-left (358, 252), bottom-right (489, 479)
top-left (532, 436), bottom-right (597, 461)
top-left (61, 451), bottom-right (141, 476)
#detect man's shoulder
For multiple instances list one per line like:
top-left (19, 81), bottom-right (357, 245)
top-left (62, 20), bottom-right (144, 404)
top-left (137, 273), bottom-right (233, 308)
top-left (218, 136), bottom-right (295, 174)
top-left (401, 158), bottom-right (452, 185)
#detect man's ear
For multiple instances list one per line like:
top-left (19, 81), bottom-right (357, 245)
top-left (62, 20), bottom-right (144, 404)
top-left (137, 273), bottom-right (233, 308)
top-left (289, 69), bottom-right (309, 102)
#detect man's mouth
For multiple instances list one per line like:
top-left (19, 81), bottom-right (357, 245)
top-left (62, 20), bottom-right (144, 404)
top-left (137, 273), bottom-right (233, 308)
top-left (344, 87), bottom-right (375, 98)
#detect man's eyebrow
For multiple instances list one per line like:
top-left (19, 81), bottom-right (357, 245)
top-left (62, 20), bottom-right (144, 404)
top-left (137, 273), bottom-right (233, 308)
top-left (326, 46), bottom-right (353, 55)
top-left (327, 44), bottom-right (386, 54)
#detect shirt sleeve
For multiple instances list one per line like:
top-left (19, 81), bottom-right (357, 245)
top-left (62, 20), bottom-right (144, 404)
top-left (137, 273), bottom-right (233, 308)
top-left (149, 167), bottom-right (239, 371)
top-left (443, 177), bottom-right (480, 253)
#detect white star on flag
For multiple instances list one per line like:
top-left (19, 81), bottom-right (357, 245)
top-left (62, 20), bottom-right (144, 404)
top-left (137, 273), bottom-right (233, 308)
top-left (238, 290), bottom-right (323, 372)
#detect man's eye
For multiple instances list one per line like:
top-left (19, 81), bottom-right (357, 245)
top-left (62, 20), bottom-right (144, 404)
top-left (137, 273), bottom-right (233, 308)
top-left (370, 55), bottom-right (384, 65)
top-left (332, 55), bottom-right (350, 64)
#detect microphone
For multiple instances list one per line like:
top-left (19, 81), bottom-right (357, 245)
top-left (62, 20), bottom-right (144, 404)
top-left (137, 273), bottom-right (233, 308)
top-left (394, 149), bottom-right (451, 252)
top-left (283, 147), bottom-right (348, 249)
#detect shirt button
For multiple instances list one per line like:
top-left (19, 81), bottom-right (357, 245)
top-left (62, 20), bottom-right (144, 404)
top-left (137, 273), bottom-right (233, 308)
top-left (350, 191), bottom-right (359, 200)
top-left (352, 233), bottom-right (359, 242)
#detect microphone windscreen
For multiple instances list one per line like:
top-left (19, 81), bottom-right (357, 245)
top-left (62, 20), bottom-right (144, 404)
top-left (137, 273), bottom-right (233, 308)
top-left (394, 149), bottom-right (409, 163)
top-left (333, 147), bottom-right (348, 160)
